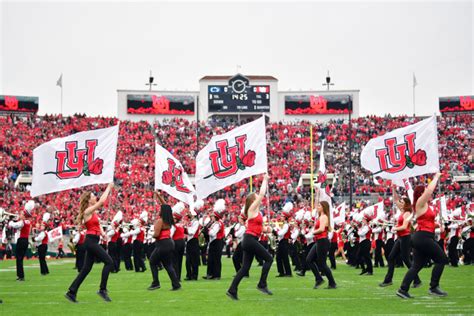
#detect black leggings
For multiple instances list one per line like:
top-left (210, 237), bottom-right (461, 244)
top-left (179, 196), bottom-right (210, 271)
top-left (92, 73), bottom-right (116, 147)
top-left (306, 238), bottom-right (336, 286)
top-left (149, 238), bottom-right (180, 288)
top-left (38, 244), bottom-right (49, 274)
top-left (229, 234), bottom-right (273, 293)
top-left (383, 235), bottom-right (420, 284)
top-left (75, 244), bottom-right (85, 271)
top-left (15, 238), bottom-right (28, 279)
top-left (400, 231), bottom-right (448, 291)
top-left (68, 235), bottom-right (114, 294)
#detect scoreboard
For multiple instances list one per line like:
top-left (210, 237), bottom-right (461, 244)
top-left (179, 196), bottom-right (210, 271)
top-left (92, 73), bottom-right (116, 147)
top-left (208, 74), bottom-right (270, 112)
top-left (0, 95), bottom-right (39, 113)
top-left (439, 96), bottom-right (473, 113)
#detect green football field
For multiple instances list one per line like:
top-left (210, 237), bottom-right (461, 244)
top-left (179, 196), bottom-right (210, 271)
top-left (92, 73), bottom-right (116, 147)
top-left (0, 257), bottom-right (472, 315)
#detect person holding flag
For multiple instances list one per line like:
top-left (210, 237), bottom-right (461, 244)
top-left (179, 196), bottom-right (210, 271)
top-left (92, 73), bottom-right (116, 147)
top-left (227, 173), bottom-right (273, 300)
top-left (305, 200), bottom-right (337, 289)
top-left (397, 173), bottom-right (449, 299)
top-left (65, 183), bottom-right (115, 303)
top-left (380, 185), bottom-right (421, 288)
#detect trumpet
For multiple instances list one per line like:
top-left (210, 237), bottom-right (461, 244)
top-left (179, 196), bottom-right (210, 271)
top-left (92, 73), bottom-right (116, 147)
top-left (0, 208), bottom-right (19, 222)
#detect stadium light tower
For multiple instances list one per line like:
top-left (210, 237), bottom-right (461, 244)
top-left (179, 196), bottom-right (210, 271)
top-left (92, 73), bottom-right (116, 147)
top-left (146, 70), bottom-right (157, 91)
top-left (322, 71), bottom-right (334, 90)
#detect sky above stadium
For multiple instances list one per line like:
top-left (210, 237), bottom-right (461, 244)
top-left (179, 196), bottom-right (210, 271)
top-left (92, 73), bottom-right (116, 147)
top-left (1, 1), bottom-right (472, 117)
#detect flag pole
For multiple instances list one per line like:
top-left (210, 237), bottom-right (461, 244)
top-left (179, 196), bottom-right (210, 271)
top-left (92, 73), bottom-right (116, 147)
top-left (250, 176), bottom-right (253, 192)
top-left (412, 73), bottom-right (416, 117)
top-left (310, 124), bottom-right (314, 211)
top-left (61, 84), bottom-right (63, 115)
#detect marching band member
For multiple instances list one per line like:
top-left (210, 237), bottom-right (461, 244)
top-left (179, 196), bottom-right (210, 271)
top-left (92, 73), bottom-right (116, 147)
top-left (398, 173), bottom-right (449, 299)
top-left (306, 201), bottom-right (337, 289)
top-left (232, 212), bottom-right (247, 275)
top-left (275, 202), bottom-right (293, 277)
top-left (65, 183), bottom-right (115, 303)
top-left (73, 228), bottom-right (86, 271)
top-left (447, 209), bottom-right (461, 267)
top-left (148, 192), bottom-right (181, 291)
top-left (380, 186), bottom-right (421, 287)
top-left (34, 222), bottom-right (50, 275)
top-left (171, 203), bottom-right (186, 281)
top-left (462, 218), bottom-right (473, 265)
top-left (120, 225), bottom-right (134, 271)
top-left (145, 224), bottom-right (155, 260)
top-left (106, 212), bottom-right (122, 273)
top-left (8, 200), bottom-right (35, 281)
top-left (328, 227), bottom-right (338, 270)
top-left (290, 217), bottom-right (303, 273)
top-left (203, 199), bottom-right (226, 280)
top-left (227, 173), bottom-right (273, 300)
top-left (184, 202), bottom-right (201, 281)
top-left (357, 214), bottom-right (373, 276)
top-left (297, 215), bottom-right (315, 277)
top-left (130, 217), bottom-right (146, 273)
top-left (373, 222), bottom-right (385, 268)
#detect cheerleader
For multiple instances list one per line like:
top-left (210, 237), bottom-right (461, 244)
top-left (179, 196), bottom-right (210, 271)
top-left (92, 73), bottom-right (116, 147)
top-left (171, 203), bottom-right (186, 281)
top-left (73, 228), bottom-right (85, 271)
top-left (34, 222), bottom-right (49, 275)
top-left (227, 173), bottom-right (273, 300)
top-left (65, 183), bottom-right (115, 303)
top-left (275, 202), bottom-right (293, 277)
top-left (203, 199), bottom-right (225, 280)
top-left (184, 204), bottom-right (200, 280)
top-left (8, 200), bottom-right (35, 281)
top-left (398, 173), bottom-right (448, 299)
top-left (148, 192), bottom-right (181, 291)
top-left (380, 186), bottom-right (421, 287)
top-left (306, 201), bottom-right (337, 289)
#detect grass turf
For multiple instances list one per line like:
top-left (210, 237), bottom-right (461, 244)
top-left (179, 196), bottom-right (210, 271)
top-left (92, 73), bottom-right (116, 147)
top-left (0, 257), bottom-right (473, 315)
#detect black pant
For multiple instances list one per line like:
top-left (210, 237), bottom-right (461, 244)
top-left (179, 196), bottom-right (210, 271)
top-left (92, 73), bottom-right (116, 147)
top-left (400, 231), bottom-right (448, 291)
top-left (68, 235), bottom-right (114, 294)
top-left (149, 238), bottom-right (180, 288)
top-left (448, 236), bottom-right (459, 267)
top-left (233, 242), bottom-right (243, 273)
top-left (306, 238), bottom-right (336, 286)
top-left (122, 243), bottom-right (134, 270)
top-left (133, 240), bottom-right (146, 272)
top-left (185, 238), bottom-right (200, 279)
top-left (357, 239), bottom-right (373, 273)
top-left (374, 240), bottom-right (385, 267)
top-left (146, 242), bottom-right (155, 259)
top-left (383, 235), bottom-right (420, 284)
top-left (207, 239), bottom-right (224, 278)
top-left (200, 243), bottom-right (208, 265)
top-left (108, 242), bottom-right (120, 272)
top-left (289, 242), bottom-right (302, 271)
top-left (276, 239), bottom-right (292, 276)
top-left (15, 238), bottom-right (28, 279)
top-left (38, 244), bottom-right (49, 275)
top-left (173, 239), bottom-right (185, 280)
top-left (463, 237), bottom-right (473, 264)
top-left (329, 241), bottom-right (337, 269)
top-left (76, 243), bottom-right (85, 271)
top-left (229, 234), bottom-right (273, 293)
top-left (384, 238), bottom-right (394, 263)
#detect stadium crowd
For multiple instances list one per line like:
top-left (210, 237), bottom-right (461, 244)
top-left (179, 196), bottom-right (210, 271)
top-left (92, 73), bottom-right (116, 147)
top-left (0, 113), bottom-right (472, 230)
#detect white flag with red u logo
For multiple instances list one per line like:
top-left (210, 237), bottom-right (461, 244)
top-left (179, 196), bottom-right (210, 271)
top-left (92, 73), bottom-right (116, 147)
top-left (195, 116), bottom-right (268, 199)
top-left (155, 143), bottom-right (195, 205)
top-left (47, 226), bottom-right (63, 242)
top-left (30, 125), bottom-right (119, 197)
top-left (360, 116), bottom-right (439, 181)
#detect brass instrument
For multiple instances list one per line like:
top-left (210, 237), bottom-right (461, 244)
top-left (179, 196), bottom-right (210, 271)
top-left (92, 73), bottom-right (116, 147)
top-left (0, 208), bottom-right (19, 222)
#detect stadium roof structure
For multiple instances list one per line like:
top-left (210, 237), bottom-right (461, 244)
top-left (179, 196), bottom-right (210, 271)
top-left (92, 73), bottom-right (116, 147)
top-left (199, 75), bottom-right (278, 81)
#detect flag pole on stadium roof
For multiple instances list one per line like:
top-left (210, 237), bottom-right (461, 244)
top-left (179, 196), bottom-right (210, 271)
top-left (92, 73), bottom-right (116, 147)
top-left (56, 73), bottom-right (63, 115)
